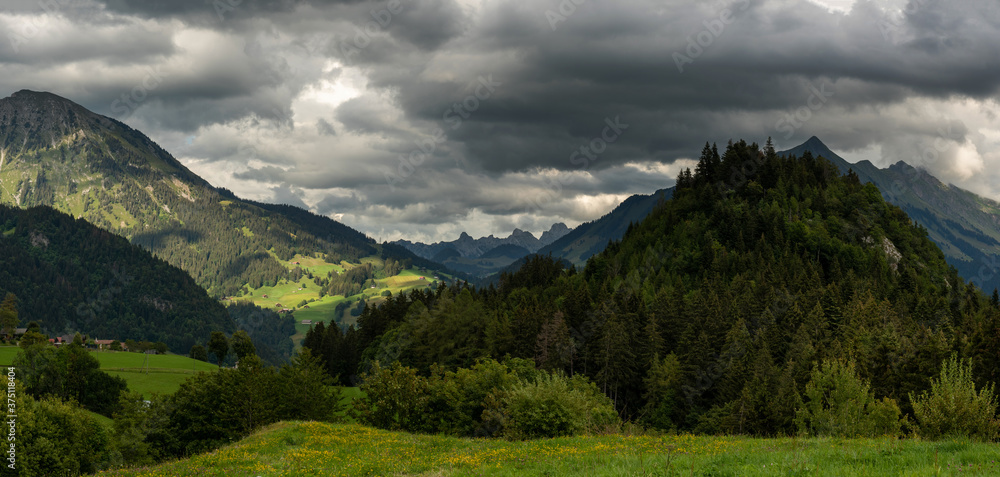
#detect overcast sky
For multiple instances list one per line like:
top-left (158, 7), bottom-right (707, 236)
top-left (2, 0), bottom-right (998, 242)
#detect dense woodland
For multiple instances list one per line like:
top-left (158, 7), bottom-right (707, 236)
top-left (0, 204), bottom-right (234, 351)
top-left (308, 139), bottom-right (1000, 436)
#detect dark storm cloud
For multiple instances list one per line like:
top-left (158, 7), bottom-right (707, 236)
top-left (5, 0), bottom-right (1000, 240)
top-left (327, 0), bottom-right (1000, 177)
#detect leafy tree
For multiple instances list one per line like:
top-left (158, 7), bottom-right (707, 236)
top-left (208, 331), bottom-right (229, 365)
top-left (276, 349), bottom-right (344, 422)
top-left (642, 353), bottom-right (683, 430)
top-left (18, 394), bottom-right (112, 476)
top-left (189, 344), bottom-right (208, 362)
top-left (19, 330), bottom-right (47, 348)
top-left (13, 343), bottom-right (127, 416)
top-left (795, 360), bottom-right (902, 438)
top-left (0, 292), bottom-right (18, 339)
top-left (231, 329), bottom-right (256, 361)
top-left (910, 356), bottom-right (999, 440)
top-left (352, 361), bottom-right (429, 432)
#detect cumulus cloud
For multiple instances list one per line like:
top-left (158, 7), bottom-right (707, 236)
top-left (2, 0), bottom-right (1000, 241)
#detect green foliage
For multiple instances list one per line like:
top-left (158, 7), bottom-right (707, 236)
top-left (353, 359), bottom-right (615, 439)
top-left (910, 356), bottom-right (999, 440)
top-left (492, 372), bottom-right (619, 440)
top-left (642, 353), bottom-right (683, 430)
top-left (795, 360), bottom-right (902, 438)
top-left (189, 344), bottom-right (208, 362)
top-left (0, 205), bottom-right (234, 352)
top-left (231, 330), bottom-right (256, 361)
top-left (114, 350), bottom-right (344, 460)
top-left (18, 330), bottom-right (47, 348)
top-left (18, 393), bottom-right (112, 476)
top-left (207, 331), bottom-right (229, 365)
top-left (14, 343), bottom-right (127, 416)
top-left (352, 361), bottom-right (429, 432)
top-left (0, 292), bottom-right (17, 339)
top-left (275, 349), bottom-right (344, 422)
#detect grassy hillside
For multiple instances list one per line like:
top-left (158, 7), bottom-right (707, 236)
top-left (96, 421), bottom-right (1000, 476)
top-left (1, 346), bottom-right (216, 397)
top-left (233, 254), bottom-right (451, 346)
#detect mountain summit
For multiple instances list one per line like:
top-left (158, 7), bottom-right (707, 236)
top-left (0, 90), bottom-right (431, 296)
top-left (780, 137), bottom-right (1000, 293)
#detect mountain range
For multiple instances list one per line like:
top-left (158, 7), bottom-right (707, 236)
top-left (0, 90), bottom-right (437, 298)
top-left (780, 137), bottom-right (1000, 294)
top-left (393, 223), bottom-right (570, 276)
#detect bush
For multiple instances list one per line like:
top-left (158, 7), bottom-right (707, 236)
top-left (795, 359), bottom-right (902, 438)
top-left (352, 358), bottom-right (615, 439)
top-left (20, 394), bottom-right (112, 476)
top-left (910, 356), bottom-right (999, 440)
top-left (352, 361), bottom-right (429, 432)
top-left (492, 373), bottom-right (620, 440)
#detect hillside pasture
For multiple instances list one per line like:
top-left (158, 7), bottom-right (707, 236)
top-left (96, 421), bottom-right (1000, 477)
top-left (1, 346), bottom-right (215, 397)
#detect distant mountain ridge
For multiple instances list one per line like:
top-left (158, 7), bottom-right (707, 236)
top-left (780, 136), bottom-right (1000, 293)
top-left (394, 223), bottom-right (570, 260)
top-left (537, 188), bottom-right (674, 267)
top-left (393, 223), bottom-right (570, 277)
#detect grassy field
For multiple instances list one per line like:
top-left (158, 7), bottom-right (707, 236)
top-left (96, 421), bottom-right (1000, 476)
top-left (1, 346), bottom-right (215, 397)
top-left (234, 254), bottom-right (450, 348)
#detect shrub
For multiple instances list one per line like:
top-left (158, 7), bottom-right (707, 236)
top-left (352, 361), bottom-right (429, 432)
top-left (795, 359), bottom-right (902, 437)
top-left (910, 356), bottom-right (999, 440)
top-left (492, 373), bottom-right (620, 440)
top-left (20, 394), bottom-right (112, 476)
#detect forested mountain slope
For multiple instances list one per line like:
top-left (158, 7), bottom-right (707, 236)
top-left (781, 136), bottom-right (1000, 294)
top-left (320, 139), bottom-right (1000, 436)
top-left (0, 204), bottom-right (233, 351)
top-left (0, 90), bottom-right (434, 297)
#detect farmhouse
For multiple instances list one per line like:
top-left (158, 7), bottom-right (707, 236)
top-left (94, 339), bottom-right (116, 350)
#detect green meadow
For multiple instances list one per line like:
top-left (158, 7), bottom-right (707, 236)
top-left (1, 346), bottom-right (216, 398)
top-left (96, 421), bottom-right (1000, 477)
top-left (235, 254), bottom-right (449, 347)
